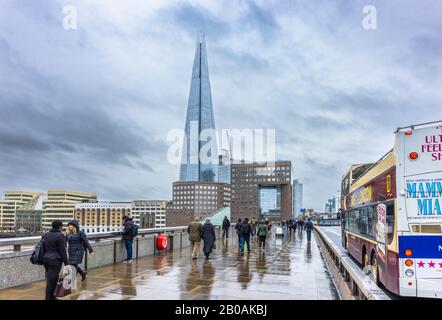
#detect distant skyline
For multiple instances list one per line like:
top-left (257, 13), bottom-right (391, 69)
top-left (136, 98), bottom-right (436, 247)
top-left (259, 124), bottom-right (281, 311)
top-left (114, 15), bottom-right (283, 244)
top-left (1, 1), bottom-right (442, 211)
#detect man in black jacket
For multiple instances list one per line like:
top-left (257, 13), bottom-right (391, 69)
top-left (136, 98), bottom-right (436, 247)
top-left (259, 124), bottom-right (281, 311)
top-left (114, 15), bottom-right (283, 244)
top-left (122, 216), bottom-right (134, 263)
top-left (305, 218), bottom-right (314, 242)
top-left (42, 220), bottom-right (69, 300)
top-left (222, 216), bottom-right (230, 240)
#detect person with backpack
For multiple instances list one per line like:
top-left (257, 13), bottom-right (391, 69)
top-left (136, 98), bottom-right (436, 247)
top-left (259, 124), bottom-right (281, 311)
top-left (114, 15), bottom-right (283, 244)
top-left (122, 215), bottom-right (136, 263)
top-left (239, 218), bottom-right (253, 256)
top-left (257, 220), bottom-right (269, 250)
top-left (188, 216), bottom-right (203, 259)
top-left (42, 220), bottom-right (69, 300)
top-left (235, 218), bottom-right (242, 248)
top-left (304, 218), bottom-right (314, 242)
top-left (222, 216), bottom-right (230, 240)
top-left (66, 220), bottom-right (94, 281)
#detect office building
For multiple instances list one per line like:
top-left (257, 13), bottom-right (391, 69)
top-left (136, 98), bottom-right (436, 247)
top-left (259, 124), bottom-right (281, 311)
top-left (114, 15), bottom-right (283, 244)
top-left (166, 181), bottom-right (230, 227)
top-left (325, 197), bottom-right (337, 217)
top-left (132, 200), bottom-right (167, 228)
top-left (0, 191), bottom-right (41, 233)
top-left (74, 201), bottom-right (131, 233)
top-left (292, 179), bottom-right (304, 218)
top-left (217, 149), bottom-right (231, 184)
top-left (179, 33), bottom-right (218, 182)
top-left (230, 161), bottom-right (292, 222)
top-left (42, 190), bottom-right (97, 231)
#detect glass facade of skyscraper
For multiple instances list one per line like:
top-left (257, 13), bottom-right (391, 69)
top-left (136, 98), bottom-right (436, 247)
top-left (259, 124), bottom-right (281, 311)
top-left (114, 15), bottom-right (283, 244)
top-left (292, 179), bottom-right (303, 218)
top-left (179, 33), bottom-right (218, 182)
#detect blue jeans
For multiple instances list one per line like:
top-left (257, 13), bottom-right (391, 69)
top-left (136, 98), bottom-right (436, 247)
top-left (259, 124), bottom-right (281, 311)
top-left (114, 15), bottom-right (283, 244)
top-left (124, 239), bottom-right (133, 261)
top-left (240, 235), bottom-right (251, 254)
top-left (306, 230), bottom-right (312, 242)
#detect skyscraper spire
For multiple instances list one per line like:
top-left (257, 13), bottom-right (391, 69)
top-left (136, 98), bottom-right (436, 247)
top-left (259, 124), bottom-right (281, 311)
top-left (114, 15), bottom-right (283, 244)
top-left (179, 33), bottom-right (218, 182)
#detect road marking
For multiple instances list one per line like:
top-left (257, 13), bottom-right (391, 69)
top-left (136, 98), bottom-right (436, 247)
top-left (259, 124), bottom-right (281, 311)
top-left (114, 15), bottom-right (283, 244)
top-left (324, 229), bottom-right (342, 237)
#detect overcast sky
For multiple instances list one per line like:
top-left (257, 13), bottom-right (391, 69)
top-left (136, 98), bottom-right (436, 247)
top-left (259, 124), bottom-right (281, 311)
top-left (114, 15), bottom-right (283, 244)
top-left (1, 0), bottom-right (442, 211)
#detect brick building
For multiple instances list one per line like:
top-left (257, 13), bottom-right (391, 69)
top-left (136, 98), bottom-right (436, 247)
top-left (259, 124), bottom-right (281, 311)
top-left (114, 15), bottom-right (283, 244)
top-left (230, 161), bottom-right (292, 222)
top-left (166, 182), bottom-right (230, 227)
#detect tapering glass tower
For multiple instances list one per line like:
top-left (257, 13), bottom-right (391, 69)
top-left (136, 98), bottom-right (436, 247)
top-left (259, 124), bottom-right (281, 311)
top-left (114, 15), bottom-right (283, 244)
top-left (179, 33), bottom-right (218, 182)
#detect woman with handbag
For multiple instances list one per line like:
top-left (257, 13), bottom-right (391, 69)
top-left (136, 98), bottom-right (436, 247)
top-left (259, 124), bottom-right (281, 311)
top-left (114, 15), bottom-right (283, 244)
top-left (42, 220), bottom-right (69, 300)
top-left (66, 220), bottom-right (94, 281)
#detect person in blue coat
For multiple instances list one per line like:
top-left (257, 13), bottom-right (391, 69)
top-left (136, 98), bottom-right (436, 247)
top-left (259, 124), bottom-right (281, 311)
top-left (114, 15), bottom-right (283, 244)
top-left (67, 220), bottom-right (94, 281)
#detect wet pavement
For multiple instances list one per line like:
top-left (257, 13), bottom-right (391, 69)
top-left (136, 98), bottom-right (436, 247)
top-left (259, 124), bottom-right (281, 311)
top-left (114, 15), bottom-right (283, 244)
top-left (318, 226), bottom-right (344, 250)
top-left (0, 229), bottom-right (339, 300)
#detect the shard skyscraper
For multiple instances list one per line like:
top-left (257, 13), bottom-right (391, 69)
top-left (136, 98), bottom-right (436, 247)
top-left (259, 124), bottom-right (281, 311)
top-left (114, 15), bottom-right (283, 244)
top-left (179, 33), bottom-right (218, 182)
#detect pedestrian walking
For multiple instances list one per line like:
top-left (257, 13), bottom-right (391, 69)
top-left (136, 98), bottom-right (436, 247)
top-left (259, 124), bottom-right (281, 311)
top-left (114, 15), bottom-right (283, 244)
top-left (305, 218), bottom-right (314, 242)
top-left (202, 218), bottom-right (216, 259)
top-left (222, 216), bottom-right (230, 239)
top-left (257, 220), bottom-right (268, 250)
top-left (239, 218), bottom-right (253, 256)
top-left (188, 216), bottom-right (203, 259)
top-left (292, 219), bottom-right (298, 234)
top-left (66, 220), bottom-right (94, 281)
top-left (122, 215), bottom-right (135, 263)
top-left (288, 219), bottom-right (293, 237)
top-left (42, 220), bottom-right (69, 300)
top-left (297, 219), bottom-right (303, 231)
top-left (235, 218), bottom-right (242, 248)
top-left (251, 217), bottom-right (256, 237)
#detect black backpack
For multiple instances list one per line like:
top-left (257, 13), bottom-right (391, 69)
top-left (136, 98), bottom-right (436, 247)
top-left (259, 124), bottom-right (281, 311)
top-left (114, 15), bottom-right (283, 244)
top-left (240, 223), bottom-right (250, 235)
top-left (132, 224), bottom-right (139, 237)
top-left (30, 235), bottom-right (45, 265)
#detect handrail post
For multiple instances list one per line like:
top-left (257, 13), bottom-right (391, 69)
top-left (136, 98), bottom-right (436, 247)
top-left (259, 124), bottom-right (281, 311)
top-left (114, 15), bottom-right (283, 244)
top-left (113, 240), bottom-right (117, 264)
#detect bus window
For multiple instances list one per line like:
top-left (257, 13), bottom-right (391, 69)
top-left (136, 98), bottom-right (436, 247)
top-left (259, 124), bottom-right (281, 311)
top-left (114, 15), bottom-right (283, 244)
top-left (360, 207), bottom-right (369, 236)
top-left (349, 209), bottom-right (360, 233)
top-left (367, 205), bottom-right (377, 239)
top-left (386, 203), bottom-right (395, 245)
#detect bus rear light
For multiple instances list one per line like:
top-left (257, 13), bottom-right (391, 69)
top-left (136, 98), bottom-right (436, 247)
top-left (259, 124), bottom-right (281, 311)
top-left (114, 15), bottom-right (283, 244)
top-left (405, 249), bottom-right (413, 257)
top-left (405, 259), bottom-right (413, 267)
top-left (405, 269), bottom-right (414, 277)
top-left (408, 282), bottom-right (413, 286)
top-left (404, 131), bottom-right (413, 135)
top-left (409, 152), bottom-right (419, 160)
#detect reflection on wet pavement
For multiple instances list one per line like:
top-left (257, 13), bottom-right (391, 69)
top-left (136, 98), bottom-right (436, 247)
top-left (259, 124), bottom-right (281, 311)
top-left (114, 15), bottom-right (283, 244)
top-left (0, 229), bottom-right (339, 300)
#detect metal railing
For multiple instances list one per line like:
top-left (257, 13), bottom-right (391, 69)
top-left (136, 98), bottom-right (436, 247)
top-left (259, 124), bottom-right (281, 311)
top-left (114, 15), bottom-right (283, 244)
top-left (0, 226), bottom-right (188, 252)
top-left (314, 226), bottom-right (390, 300)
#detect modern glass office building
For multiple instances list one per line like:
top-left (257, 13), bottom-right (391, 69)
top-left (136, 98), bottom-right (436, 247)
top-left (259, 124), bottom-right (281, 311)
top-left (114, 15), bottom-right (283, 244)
top-left (292, 179), bottom-right (304, 218)
top-left (179, 33), bottom-right (218, 182)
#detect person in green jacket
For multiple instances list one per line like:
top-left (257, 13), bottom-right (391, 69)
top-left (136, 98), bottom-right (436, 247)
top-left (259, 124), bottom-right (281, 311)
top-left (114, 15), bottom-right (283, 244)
top-left (257, 220), bottom-right (269, 250)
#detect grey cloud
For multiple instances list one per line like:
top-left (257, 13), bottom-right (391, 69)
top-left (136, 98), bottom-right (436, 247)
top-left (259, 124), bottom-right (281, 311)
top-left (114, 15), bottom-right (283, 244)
top-left (163, 3), bottom-right (231, 40)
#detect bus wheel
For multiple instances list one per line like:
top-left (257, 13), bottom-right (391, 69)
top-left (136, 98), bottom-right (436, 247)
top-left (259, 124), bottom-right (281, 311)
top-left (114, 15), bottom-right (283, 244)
top-left (363, 251), bottom-right (370, 274)
top-left (371, 255), bottom-right (380, 285)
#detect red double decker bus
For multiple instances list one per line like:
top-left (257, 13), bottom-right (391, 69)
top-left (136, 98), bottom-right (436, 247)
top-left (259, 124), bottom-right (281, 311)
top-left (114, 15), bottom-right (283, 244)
top-left (341, 121), bottom-right (442, 298)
